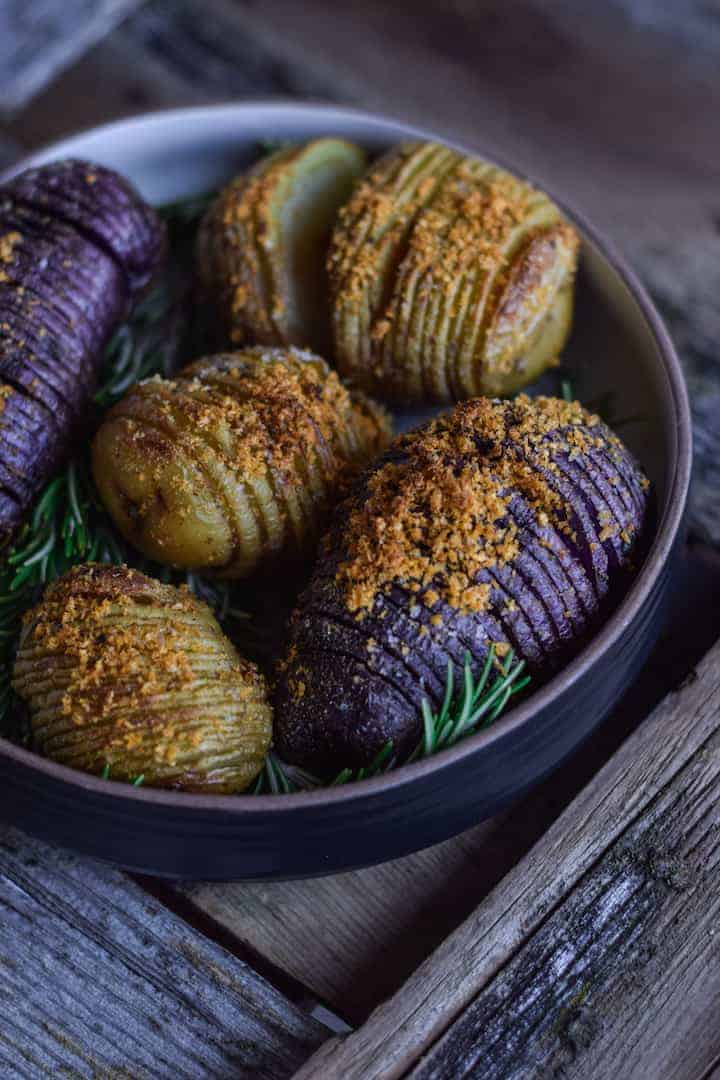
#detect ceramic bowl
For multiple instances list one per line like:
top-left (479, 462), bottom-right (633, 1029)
top-left (0, 103), bottom-right (691, 879)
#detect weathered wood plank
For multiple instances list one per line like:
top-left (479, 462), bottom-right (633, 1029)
top-left (0, 826), bottom-right (326, 1079)
top-left (0, 0), bottom-right (344, 154)
top-left (294, 634), bottom-right (720, 1079)
top-left (409, 719), bottom-right (720, 1077)
top-left (0, 0), bottom-right (145, 113)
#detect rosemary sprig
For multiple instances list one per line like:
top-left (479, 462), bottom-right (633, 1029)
top-left (93, 285), bottom-right (178, 408)
top-left (252, 646), bottom-right (530, 793)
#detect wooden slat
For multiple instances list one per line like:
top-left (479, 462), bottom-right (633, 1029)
top-left (0, 0), bottom-right (145, 113)
top-left (0, 826), bottom-right (326, 1078)
top-left (0, 0), bottom-right (344, 155)
top-left (294, 634), bottom-right (720, 1079)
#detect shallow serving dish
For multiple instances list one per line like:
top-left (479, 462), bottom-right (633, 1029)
top-left (0, 103), bottom-right (691, 880)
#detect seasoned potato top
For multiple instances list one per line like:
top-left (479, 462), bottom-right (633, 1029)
top-left (92, 347), bottom-right (392, 577)
top-left (328, 141), bottom-right (579, 402)
top-left (336, 395), bottom-right (649, 619)
top-left (13, 564), bottom-right (271, 792)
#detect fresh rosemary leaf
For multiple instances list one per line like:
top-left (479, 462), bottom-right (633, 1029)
top-left (257, 646), bottom-right (530, 795)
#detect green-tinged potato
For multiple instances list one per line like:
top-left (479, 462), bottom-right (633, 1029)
top-left (12, 564), bottom-right (272, 792)
top-left (91, 346), bottom-right (391, 578)
top-left (196, 138), bottom-right (366, 353)
top-left (328, 141), bottom-right (580, 403)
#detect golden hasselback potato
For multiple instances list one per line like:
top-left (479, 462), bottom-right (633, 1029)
top-left (12, 564), bottom-right (272, 792)
top-left (328, 141), bottom-right (580, 403)
top-left (91, 346), bottom-right (392, 577)
top-left (196, 138), bottom-right (366, 353)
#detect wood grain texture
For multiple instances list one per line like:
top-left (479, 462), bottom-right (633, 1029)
top-left (0, 0), bottom-right (343, 151)
top-left (294, 634), bottom-right (720, 1079)
top-left (0, 826), bottom-right (326, 1078)
top-left (0, 0), bottom-right (145, 112)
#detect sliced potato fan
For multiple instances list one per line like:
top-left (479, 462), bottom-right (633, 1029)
top-left (196, 138), bottom-right (367, 353)
top-left (13, 565), bottom-right (272, 792)
top-left (328, 141), bottom-right (580, 402)
top-left (91, 346), bottom-right (391, 578)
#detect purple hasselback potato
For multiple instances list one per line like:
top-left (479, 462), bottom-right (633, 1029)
top-left (4, 160), bottom-right (165, 295)
top-left (0, 159), bottom-right (165, 543)
top-left (274, 395), bottom-right (650, 772)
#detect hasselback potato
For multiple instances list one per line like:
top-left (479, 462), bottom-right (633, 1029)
top-left (13, 564), bottom-right (271, 792)
top-left (92, 346), bottom-right (391, 577)
top-left (197, 138), bottom-right (366, 354)
top-left (0, 160), bottom-right (165, 543)
top-left (274, 394), bottom-right (650, 772)
top-left (328, 141), bottom-right (580, 403)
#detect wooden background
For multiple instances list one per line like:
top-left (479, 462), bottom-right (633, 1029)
top-left (0, 2), bottom-right (719, 1077)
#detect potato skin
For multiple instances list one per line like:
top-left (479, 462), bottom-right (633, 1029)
top-left (12, 564), bottom-right (272, 792)
top-left (4, 159), bottom-right (165, 295)
top-left (328, 141), bottom-right (579, 403)
top-left (92, 346), bottom-right (392, 578)
top-left (0, 161), bottom-right (165, 543)
top-left (196, 138), bottom-right (366, 354)
top-left (274, 395), bottom-right (650, 773)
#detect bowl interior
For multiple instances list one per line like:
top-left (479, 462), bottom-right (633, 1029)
top-left (1, 103), bottom-right (687, 815)
top-left (16, 103), bottom-right (675, 508)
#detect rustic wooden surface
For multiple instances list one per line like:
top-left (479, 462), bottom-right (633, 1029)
top-left (0, 826), bottom-right (326, 1078)
top-left (0, 1), bottom-right (145, 112)
top-left (295, 633), bottom-right (720, 1080)
top-left (0, 2), bottom-right (718, 1076)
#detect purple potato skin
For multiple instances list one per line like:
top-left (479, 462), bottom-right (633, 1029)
top-left (0, 204), bottom-right (129, 354)
top-left (5, 160), bottom-right (165, 295)
top-left (0, 159), bottom-right (165, 544)
top-left (274, 407), bottom-right (650, 774)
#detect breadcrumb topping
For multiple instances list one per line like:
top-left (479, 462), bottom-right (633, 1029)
top-left (336, 394), bottom-right (639, 617)
top-left (13, 565), bottom-right (271, 790)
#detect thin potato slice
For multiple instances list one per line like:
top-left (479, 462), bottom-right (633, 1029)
top-left (197, 139), bottom-right (366, 353)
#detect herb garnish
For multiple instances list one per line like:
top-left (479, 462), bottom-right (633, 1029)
top-left (252, 646), bottom-right (529, 793)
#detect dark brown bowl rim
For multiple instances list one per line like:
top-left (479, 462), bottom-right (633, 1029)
top-left (0, 101), bottom-right (693, 813)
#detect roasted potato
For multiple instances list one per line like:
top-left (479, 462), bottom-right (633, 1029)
top-left (13, 564), bottom-right (272, 792)
top-left (196, 138), bottom-right (366, 353)
top-left (274, 395), bottom-right (649, 772)
top-left (92, 346), bottom-right (391, 577)
top-left (0, 160), bottom-right (165, 543)
top-left (328, 141), bottom-right (579, 403)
